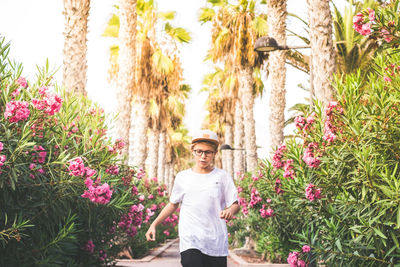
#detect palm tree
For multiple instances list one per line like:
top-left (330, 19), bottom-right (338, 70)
top-left (199, 0), bottom-right (266, 173)
top-left (115, 0), bottom-right (137, 158)
top-left (307, 0), bottom-right (336, 105)
top-left (104, 0), bottom-right (190, 169)
top-left (266, 0), bottom-right (287, 152)
top-left (62, 0), bottom-right (90, 95)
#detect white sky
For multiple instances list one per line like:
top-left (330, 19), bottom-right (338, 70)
top-left (0, 0), bottom-right (346, 158)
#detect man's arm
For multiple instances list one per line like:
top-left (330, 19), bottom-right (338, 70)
top-left (145, 202), bottom-right (179, 241)
top-left (220, 201), bottom-right (240, 220)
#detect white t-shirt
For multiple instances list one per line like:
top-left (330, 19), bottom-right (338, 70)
top-left (170, 168), bottom-right (238, 256)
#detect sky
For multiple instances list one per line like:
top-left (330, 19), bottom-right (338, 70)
top-left (0, 0), bottom-right (346, 158)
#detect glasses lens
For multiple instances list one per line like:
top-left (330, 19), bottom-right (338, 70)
top-left (194, 150), bottom-right (214, 157)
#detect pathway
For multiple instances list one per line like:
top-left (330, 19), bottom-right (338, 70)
top-left (115, 239), bottom-right (240, 267)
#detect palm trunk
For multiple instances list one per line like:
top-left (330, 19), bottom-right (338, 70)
top-left (224, 123), bottom-right (234, 178)
top-left (267, 0), bottom-right (287, 153)
top-left (147, 128), bottom-right (159, 179)
top-left (62, 0), bottom-right (90, 96)
top-left (239, 67), bottom-right (258, 173)
top-left (157, 131), bottom-right (166, 184)
top-left (129, 97), bottom-right (149, 168)
top-left (233, 101), bottom-right (244, 179)
top-left (168, 163), bottom-right (174, 194)
top-left (115, 0), bottom-right (137, 158)
top-left (307, 0), bottom-right (336, 105)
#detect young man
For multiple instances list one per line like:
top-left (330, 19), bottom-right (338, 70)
top-left (145, 129), bottom-right (239, 267)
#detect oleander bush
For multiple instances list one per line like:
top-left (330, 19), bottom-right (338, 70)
top-left (229, 51), bottom-right (400, 266)
top-left (0, 37), bottom-right (177, 266)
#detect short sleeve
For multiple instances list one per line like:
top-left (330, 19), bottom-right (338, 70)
top-left (169, 174), bottom-right (184, 204)
top-left (223, 172), bottom-right (238, 208)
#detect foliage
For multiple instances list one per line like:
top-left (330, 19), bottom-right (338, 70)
top-left (0, 37), bottom-right (177, 266)
top-left (229, 50), bottom-right (400, 266)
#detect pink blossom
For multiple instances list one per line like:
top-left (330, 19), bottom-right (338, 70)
top-left (68, 157), bottom-right (86, 176)
top-left (249, 187), bottom-right (262, 208)
top-left (359, 23), bottom-right (372, 36)
top-left (297, 260), bottom-right (306, 267)
top-left (139, 195), bottom-right (145, 201)
top-left (384, 76), bottom-right (392, 82)
top-left (0, 155), bottom-right (6, 167)
top-left (148, 194), bottom-right (154, 200)
top-left (367, 8), bottom-right (375, 22)
top-left (81, 178), bottom-right (113, 204)
top-left (302, 245), bottom-right (311, 253)
top-left (272, 144), bottom-right (286, 169)
top-left (237, 186), bottom-right (243, 193)
top-left (83, 239), bottom-right (95, 254)
top-left (287, 251), bottom-right (299, 267)
top-left (11, 88), bottom-right (20, 98)
top-left (305, 183), bottom-right (322, 201)
top-left (16, 77), bottom-right (28, 88)
top-left (131, 186), bottom-right (139, 195)
top-left (163, 230), bottom-right (170, 236)
top-left (302, 143), bottom-right (321, 168)
top-left (252, 175), bottom-right (259, 181)
top-left (85, 167), bottom-right (96, 178)
top-left (295, 116), bottom-right (306, 129)
top-left (4, 100), bottom-right (30, 123)
top-left (266, 198), bottom-right (272, 203)
top-left (151, 204), bottom-right (158, 211)
top-left (137, 168), bottom-right (146, 179)
top-left (0, 142), bottom-right (3, 151)
top-left (260, 205), bottom-right (274, 218)
top-left (38, 86), bottom-right (48, 95)
top-left (283, 159), bottom-right (295, 179)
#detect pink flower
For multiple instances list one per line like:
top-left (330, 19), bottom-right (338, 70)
top-left (85, 167), bottom-right (96, 178)
top-left (359, 23), bottom-right (372, 36)
top-left (16, 77), bottom-right (28, 88)
top-left (38, 86), bottom-right (48, 95)
top-left (384, 76), bottom-right (392, 82)
top-left (237, 186), bottom-right (243, 193)
top-left (297, 259), bottom-right (306, 267)
top-left (302, 245), bottom-right (311, 253)
top-left (305, 183), bottom-right (322, 201)
top-left (148, 194), bottom-right (154, 200)
top-left (0, 155), bottom-right (6, 167)
top-left (68, 157), bottom-right (86, 176)
top-left (81, 178), bottom-right (113, 204)
top-left (260, 205), bottom-right (274, 218)
top-left (272, 144), bottom-right (286, 169)
top-left (295, 116), bottom-right (306, 129)
top-left (367, 8), bottom-right (375, 22)
top-left (163, 230), bottom-right (170, 236)
top-left (0, 142), bottom-right (3, 151)
top-left (139, 195), bottom-right (145, 201)
top-left (4, 100), bottom-right (30, 123)
top-left (266, 198), bottom-right (272, 203)
top-left (83, 239), bottom-right (95, 254)
top-left (287, 251), bottom-right (299, 267)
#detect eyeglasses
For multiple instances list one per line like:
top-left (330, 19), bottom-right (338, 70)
top-left (193, 149), bottom-right (215, 157)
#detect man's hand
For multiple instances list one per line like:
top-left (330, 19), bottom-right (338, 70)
top-left (220, 208), bottom-right (234, 220)
top-left (145, 224), bottom-right (156, 241)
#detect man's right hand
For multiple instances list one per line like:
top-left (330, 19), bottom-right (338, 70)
top-left (145, 224), bottom-right (156, 241)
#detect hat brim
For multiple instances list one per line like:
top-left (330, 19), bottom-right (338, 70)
top-left (191, 138), bottom-right (219, 146)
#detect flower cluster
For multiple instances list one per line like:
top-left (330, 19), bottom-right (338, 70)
top-left (287, 251), bottom-right (307, 267)
top-left (0, 142), bottom-right (6, 171)
top-left (81, 177), bottom-right (113, 204)
top-left (272, 144), bottom-right (286, 169)
top-left (4, 100), bottom-right (30, 123)
top-left (287, 245), bottom-right (312, 267)
top-left (302, 142), bottom-right (321, 168)
top-left (353, 8), bottom-right (375, 36)
top-left (283, 159), bottom-right (295, 179)
top-left (105, 165), bottom-right (119, 175)
top-left (383, 63), bottom-right (400, 83)
top-left (82, 239), bottom-right (95, 254)
top-left (259, 204), bottom-right (274, 218)
top-left (295, 112), bottom-right (316, 136)
top-left (68, 157), bottom-right (96, 178)
top-left (323, 101), bottom-right (343, 144)
top-left (31, 86), bottom-right (63, 116)
top-left (305, 183), bottom-right (322, 201)
top-left (32, 145), bottom-right (47, 164)
top-left (249, 187), bottom-right (262, 208)
top-left (238, 196), bottom-right (249, 216)
top-left (275, 178), bottom-right (283, 194)
top-left (118, 204), bottom-right (144, 237)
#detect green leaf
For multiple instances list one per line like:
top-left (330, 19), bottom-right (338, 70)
top-left (373, 227), bottom-right (387, 239)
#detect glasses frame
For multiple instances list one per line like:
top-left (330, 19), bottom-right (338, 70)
top-left (193, 149), bottom-right (215, 157)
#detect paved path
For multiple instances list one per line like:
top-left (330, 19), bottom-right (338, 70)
top-left (116, 239), bottom-right (240, 267)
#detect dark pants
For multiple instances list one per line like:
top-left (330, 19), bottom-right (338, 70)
top-left (180, 249), bottom-right (227, 267)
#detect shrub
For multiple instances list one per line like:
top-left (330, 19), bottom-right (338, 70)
top-left (0, 37), bottom-right (177, 266)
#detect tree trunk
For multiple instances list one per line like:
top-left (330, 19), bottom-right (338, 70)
top-left (224, 123), bottom-right (234, 178)
top-left (129, 97), bottom-right (149, 168)
top-left (233, 101), bottom-right (244, 179)
top-left (267, 0), bottom-right (287, 153)
top-left (307, 0), bottom-right (336, 105)
top-left (239, 67), bottom-right (258, 173)
top-left (147, 128), bottom-right (159, 179)
top-left (115, 0), bottom-right (137, 158)
top-left (157, 131), bottom-right (166, 184)
top-left (62, 0), bottom-right (90, 96)
top-left (168, 164), bottom-right (175, 194)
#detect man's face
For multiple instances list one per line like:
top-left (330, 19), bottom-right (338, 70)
top-left (192, 142), bottom-right (216, 170)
